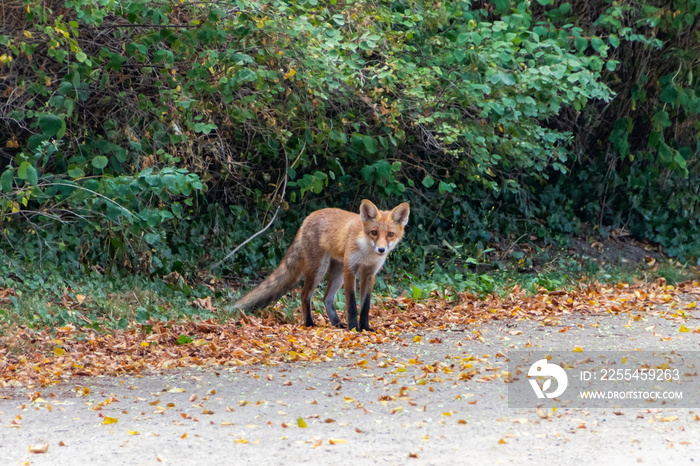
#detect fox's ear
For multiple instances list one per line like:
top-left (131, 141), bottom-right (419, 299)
top-left (359, 199), bottom-right (379, 222)
top-left (391, 203), bottom-right (410, 226)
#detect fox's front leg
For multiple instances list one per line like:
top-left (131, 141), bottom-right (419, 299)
top-left (343, 267), bottom-right (358, 331)
top-left (359, 270), bottom-right (376, 332)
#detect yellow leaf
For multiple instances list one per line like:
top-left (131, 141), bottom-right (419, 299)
top-left (23, 31), bottom-right (33, 39)
top-left (141, 342), bottom-right (149, 347)
top-left (329, 439), bottom-right (347, 445)
top-left (53, 347), bottom-right (65, 356)
top-left (102, 416), bottom-right (118, 425)
top-left (297, 417), bottom-right (307, 428)
top-left (127, 430), bottom-right (139, 435)
top-left (288, 68), bottom-right (296, 78)
top-left (414, 335), bottom-right (422, 343)
top-left (572, 346), bottom-right (583, 352)
top-left (679, 325), bottom-right (690, 333)
top-left (83, 387), bottom-right (90, 395)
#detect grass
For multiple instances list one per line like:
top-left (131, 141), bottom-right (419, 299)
top-left (1, 251), bottom-right (697, 333)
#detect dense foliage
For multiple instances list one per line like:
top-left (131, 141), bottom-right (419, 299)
top-left (1, 0), bottom-right (698, 286)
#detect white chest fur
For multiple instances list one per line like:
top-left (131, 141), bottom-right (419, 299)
top-left (347, 237), bottom-right (388, 274)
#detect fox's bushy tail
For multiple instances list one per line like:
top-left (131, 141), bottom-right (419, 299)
top-left (233, 237), bottom-right (304, 311)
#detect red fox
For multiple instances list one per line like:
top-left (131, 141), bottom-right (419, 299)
top-left (234, 200), bottom-right (410, 331)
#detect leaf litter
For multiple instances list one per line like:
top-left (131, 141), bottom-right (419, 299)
top-left (1, 279), bottom-right (698, 388)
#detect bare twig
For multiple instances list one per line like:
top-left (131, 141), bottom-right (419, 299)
top-left (210, 142), bottom-right (300, 270)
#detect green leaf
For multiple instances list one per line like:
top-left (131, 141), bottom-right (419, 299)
top-left (412, 285), bottom-right (422, 300)
top-left (574, 36), bottom-right (588, 52)
top-left (38, 115), bottom-right (65, 137)
top-left (672, 151), bottom-right (686, 169)
top-left (144, 233), bottom-right (160, 244)
top-left (659, 85), bottom-right (679, 104)
top-left (91, 156), bottom-right (109, 169)
top-left (658, 143), bottom-right (673, 163)
top-left (17, 161), bottom-right (30, 180)
top-left (590, 37), bottom-right (605, 52)
top-left (143, 209), bottom-right (161, 227)
top-left (27, 134), bottom-right (47, 152)
top-left (456, 32), bottom-right (469, 44)
top-left (26, 165), bottom-right (38, 186)
top-left (176, 335), bottom-right (193, 345)
top-left (171, 202), bottom-right (183, 216)
top-left (653, 110), bottom-right (672, 128)
top-left (1, 169), bottom-right (13, 192)
top-left (648, 132), bottom-right (661, 148)
top-left (454, 49), bottom-right (466, 63)
top-left (68, 167), bottom-right (85, 179)
top-left (422, 174), bottom-right (435, 188)
top-left (609, 34), bottom-right (620, 48)
top-left (363, 136), bottom-right (378, 154)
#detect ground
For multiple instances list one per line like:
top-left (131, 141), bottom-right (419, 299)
top-left (2, 281), bottom-right (699, 465)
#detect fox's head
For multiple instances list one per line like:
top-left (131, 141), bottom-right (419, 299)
top-left (359, 200), bottom-right (410, 256)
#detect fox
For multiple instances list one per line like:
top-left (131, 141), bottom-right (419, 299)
top-left (233, 200), bottom-right (410, 331)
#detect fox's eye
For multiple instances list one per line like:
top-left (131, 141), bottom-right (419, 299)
top-left (370, 230), bottom-right (378, 236)
top-left (387, 232), bottom-right (395, 238)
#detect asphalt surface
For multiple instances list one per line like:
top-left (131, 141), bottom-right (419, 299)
top-left (2, 313), bottom-right (699, 465)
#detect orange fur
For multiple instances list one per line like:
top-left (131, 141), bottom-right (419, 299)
top-left (234, 200), bottom-right (410, 331)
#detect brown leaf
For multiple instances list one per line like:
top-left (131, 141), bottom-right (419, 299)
top-left (29, 443), bottom-right (49, 454)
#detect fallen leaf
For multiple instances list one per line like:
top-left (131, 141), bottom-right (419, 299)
top-left (29, 444), bottom-right (49, 454)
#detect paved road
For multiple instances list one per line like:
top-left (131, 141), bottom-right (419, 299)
top-left (2, 313), bottom-right (699, 465)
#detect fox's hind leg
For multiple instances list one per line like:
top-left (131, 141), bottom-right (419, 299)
top-left (323, 259), bottom-right (344, 328)
top-left (358, 270), bottom-right (376, 332)
top-left (301, 256), bottom-right (330, 327)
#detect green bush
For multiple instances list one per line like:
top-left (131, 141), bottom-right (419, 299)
top-left (0, 0), bottom-right (697, 278)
